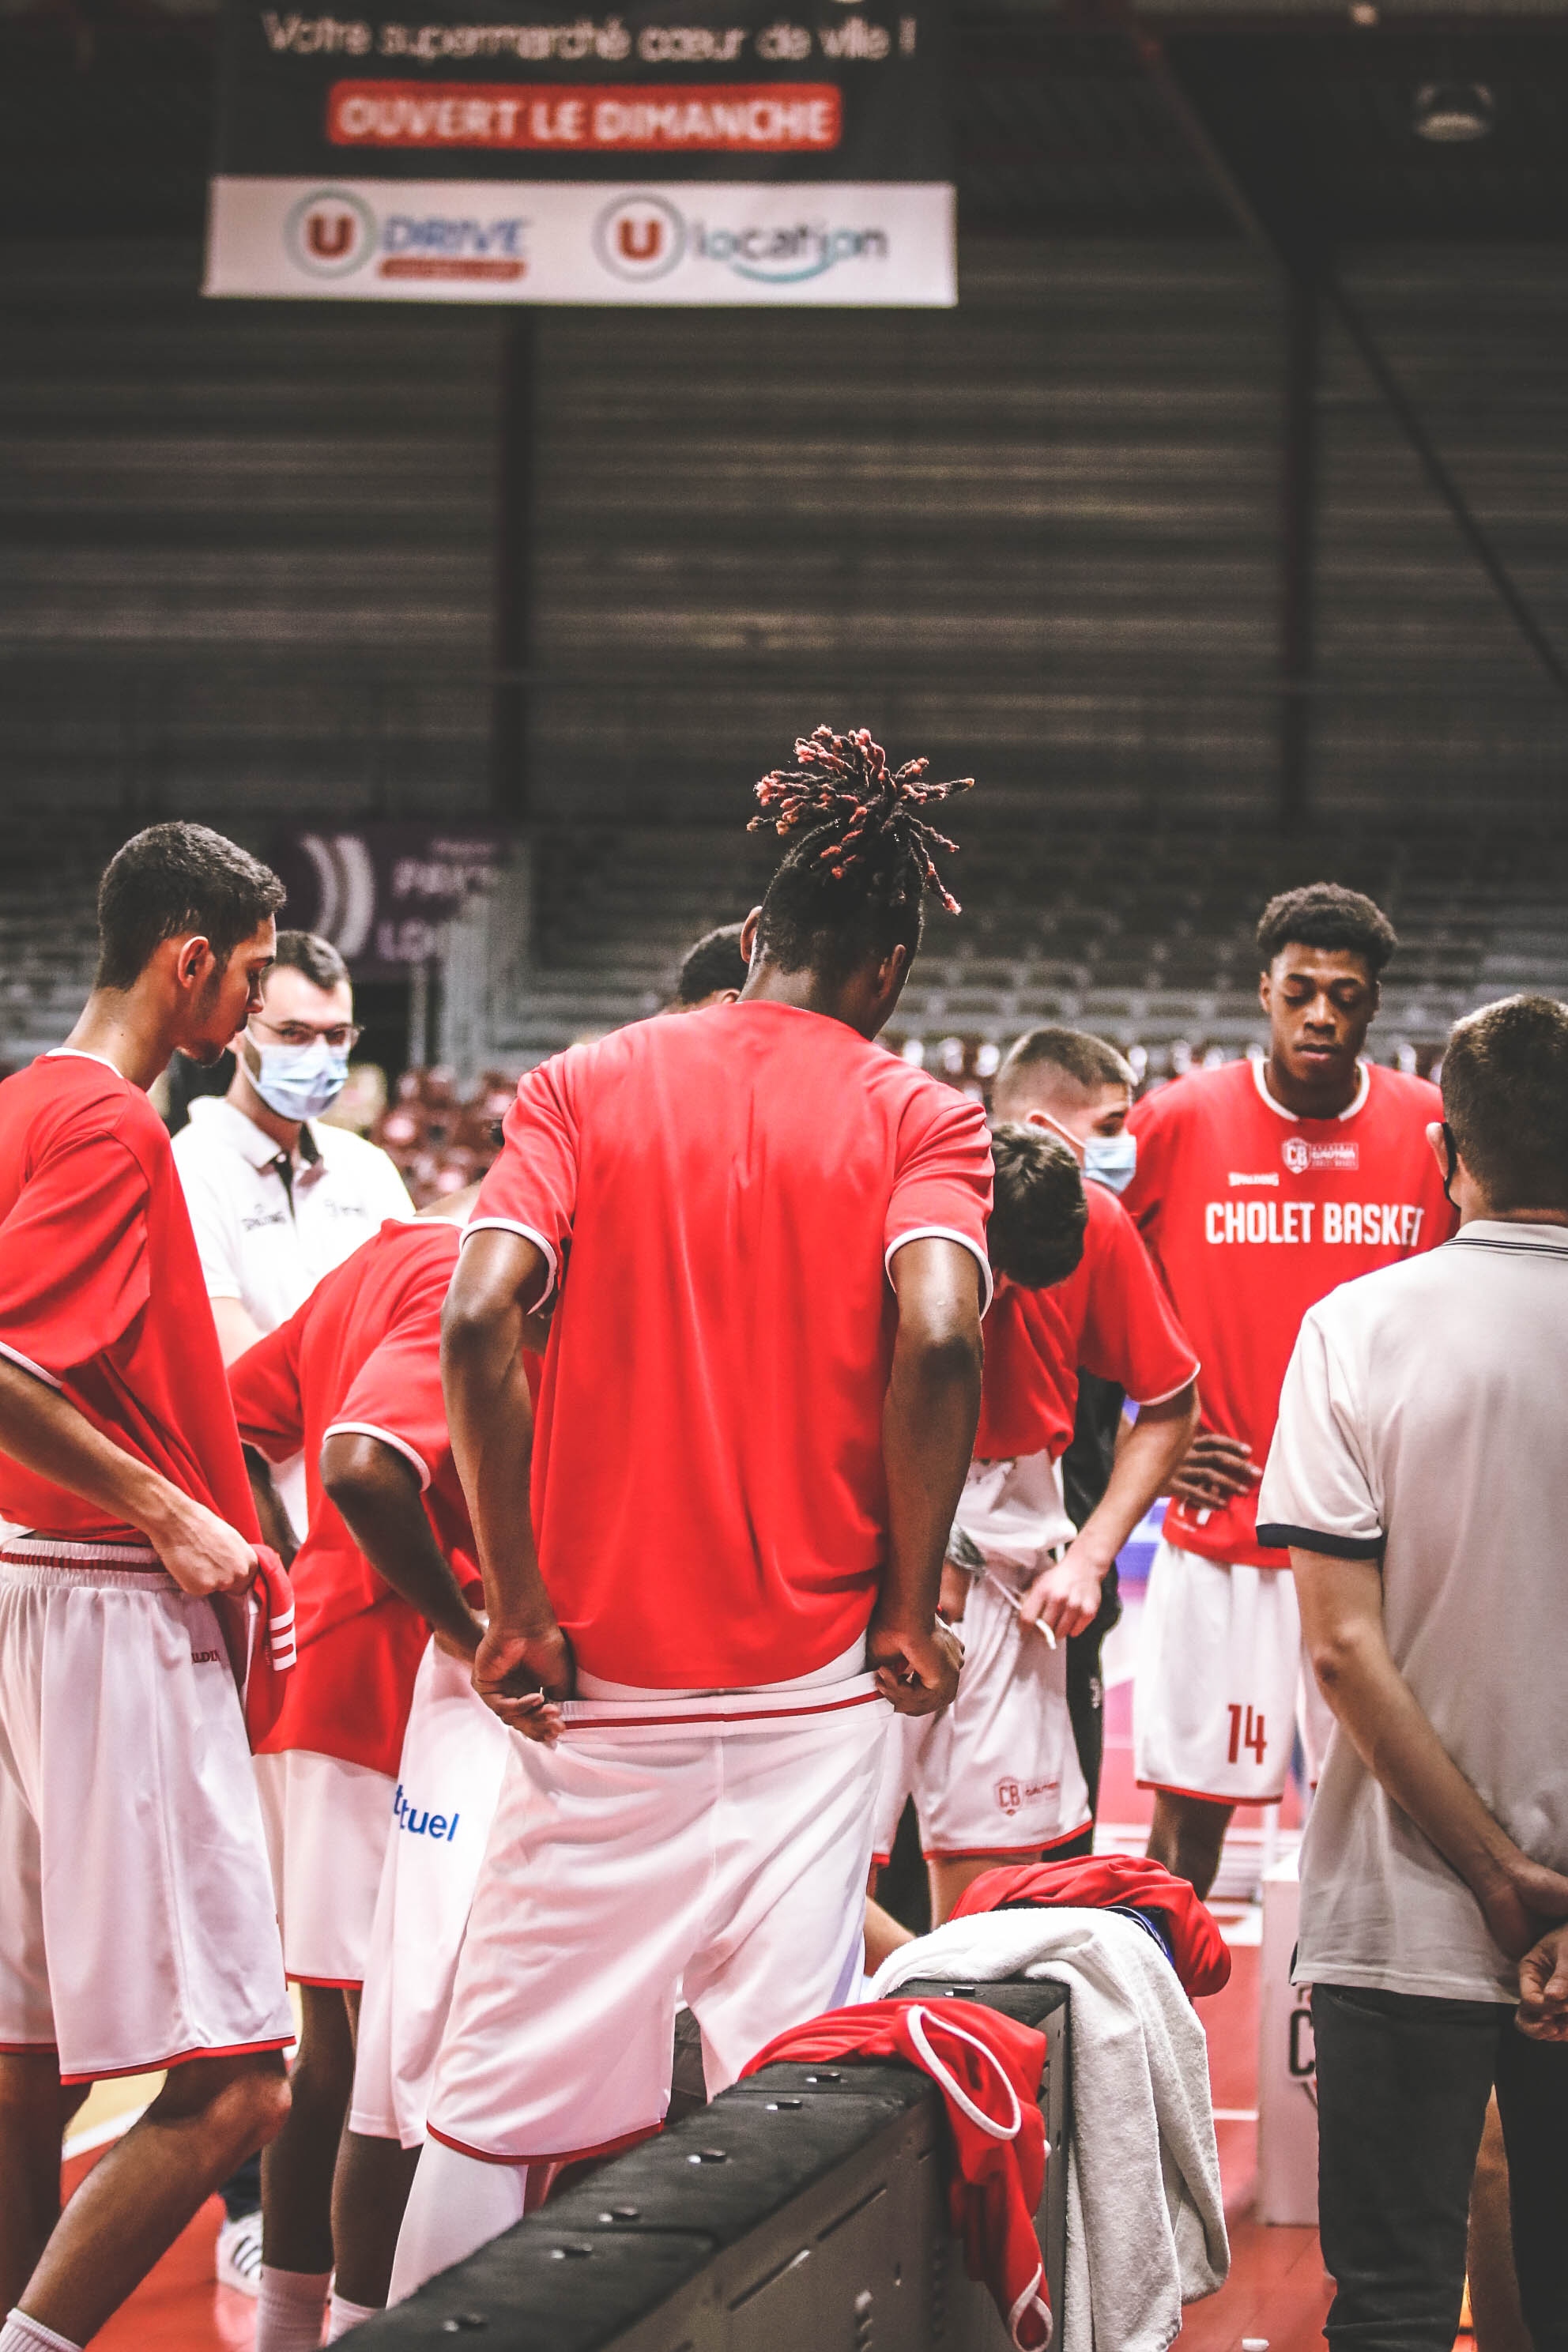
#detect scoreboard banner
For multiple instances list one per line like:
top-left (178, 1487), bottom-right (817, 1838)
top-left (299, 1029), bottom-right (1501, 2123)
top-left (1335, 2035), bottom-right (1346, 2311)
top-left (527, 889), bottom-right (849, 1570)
top-left (204, 0), bottom-right (954, 303)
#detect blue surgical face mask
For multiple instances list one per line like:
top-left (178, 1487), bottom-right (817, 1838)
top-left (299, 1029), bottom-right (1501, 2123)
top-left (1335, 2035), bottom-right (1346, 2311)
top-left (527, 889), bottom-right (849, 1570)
top-left (247, 1035), bottom-right (349, 1122)
top-left (1083, 1133), bottom-right (1138, 1195)
top-left (1038, 1110), bottom-right (1138, 1196)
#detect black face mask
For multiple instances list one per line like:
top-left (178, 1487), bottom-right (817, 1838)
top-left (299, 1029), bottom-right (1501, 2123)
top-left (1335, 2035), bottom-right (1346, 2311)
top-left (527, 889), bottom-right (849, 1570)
top-left (1441, 1121), bottom-right (1461, 1212)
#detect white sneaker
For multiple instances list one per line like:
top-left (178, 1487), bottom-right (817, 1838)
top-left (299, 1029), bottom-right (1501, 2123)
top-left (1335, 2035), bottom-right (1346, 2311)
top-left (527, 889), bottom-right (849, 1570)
top-left (216, 2210), bottom-right (265, 2297)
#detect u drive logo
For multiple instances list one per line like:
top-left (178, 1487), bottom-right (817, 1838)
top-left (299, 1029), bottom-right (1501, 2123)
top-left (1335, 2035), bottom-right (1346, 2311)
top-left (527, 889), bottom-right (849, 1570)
top-left (393, 1784), bottom-right (460, 1841)
top-left (287, 188), bottom-right (376, 277)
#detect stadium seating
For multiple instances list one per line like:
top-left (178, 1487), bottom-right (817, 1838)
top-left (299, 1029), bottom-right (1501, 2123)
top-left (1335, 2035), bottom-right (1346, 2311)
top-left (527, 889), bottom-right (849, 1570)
top-left (2, 821), bottom-right (1564, 1124)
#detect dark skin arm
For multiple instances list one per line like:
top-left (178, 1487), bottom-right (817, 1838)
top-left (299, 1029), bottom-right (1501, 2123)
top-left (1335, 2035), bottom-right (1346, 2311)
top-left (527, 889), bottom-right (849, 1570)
top-left (869, 1236), bottom-right (980, 1713)
top-left (243, 1446), bottom-right (299, 1570)
top-left (442, 1231), bottom-right (977, 1733)
top-left (1169, 1426), bottom-right (1261, 1511)
top-left (442, 1232), bottom-right (567, 1739)
top-left (319, 1433), bottom-right (484, 1660)
top-left (0, 1359), bottom-right (254, 1596)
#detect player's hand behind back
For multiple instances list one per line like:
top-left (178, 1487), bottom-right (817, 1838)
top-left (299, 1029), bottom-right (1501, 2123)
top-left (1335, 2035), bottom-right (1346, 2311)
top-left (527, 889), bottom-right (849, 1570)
top-left (153, 1495), bottom-right (258, 1597)
top-left (869, 1615), bottom-right (962, 1718)
top-left (1479, 1853), bottom-right (1568, 1963)
top-left (1170, 1428), bottom-right (1261, 1510)
top-left (473, 1618), bottom-right (575, 1743)
top-left (1517, 1923), bottom-right (1568, 2042)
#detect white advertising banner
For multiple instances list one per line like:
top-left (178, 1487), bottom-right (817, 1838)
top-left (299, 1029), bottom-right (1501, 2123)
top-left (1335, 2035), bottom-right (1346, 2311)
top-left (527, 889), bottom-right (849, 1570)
top-left (205, 173), bottom-right (955, 303)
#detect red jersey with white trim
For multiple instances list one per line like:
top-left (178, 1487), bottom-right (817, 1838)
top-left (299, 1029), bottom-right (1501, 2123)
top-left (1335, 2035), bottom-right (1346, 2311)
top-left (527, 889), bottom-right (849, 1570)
top-left (1124, 1057), bottom-right (1452, 1568)
top-left (472, 1000), bottom-right (994, 1687)
top-left (229, 1218), bottom-right (480, 1778)
top-left (0, 1052), bottom-right (258, 1544)
top-left (975, 1179), bottom-right (1199, 1463)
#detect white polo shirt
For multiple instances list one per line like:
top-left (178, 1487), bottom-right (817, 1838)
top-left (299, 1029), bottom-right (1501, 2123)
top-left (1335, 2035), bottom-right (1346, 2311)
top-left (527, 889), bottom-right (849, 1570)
top-left (1257, 1219), bottom-right (1568, 2003)
top-left (172, 1096), bottom-right (413, 1527)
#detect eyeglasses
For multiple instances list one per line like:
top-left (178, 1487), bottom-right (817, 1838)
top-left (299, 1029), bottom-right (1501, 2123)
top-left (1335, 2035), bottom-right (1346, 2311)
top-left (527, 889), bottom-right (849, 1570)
top-left (251, 1016), bottom-right (362, 1052)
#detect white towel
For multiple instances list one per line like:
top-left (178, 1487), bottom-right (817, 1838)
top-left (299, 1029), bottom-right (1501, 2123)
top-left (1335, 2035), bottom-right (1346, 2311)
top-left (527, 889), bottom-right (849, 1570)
top-left (872, 1908), bottom-right (1229, 2352)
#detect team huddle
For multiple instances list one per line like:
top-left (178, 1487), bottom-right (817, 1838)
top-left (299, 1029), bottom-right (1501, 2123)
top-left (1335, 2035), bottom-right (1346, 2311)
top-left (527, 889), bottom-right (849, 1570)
top-left (0, 733), bottom-right (1461, 2351)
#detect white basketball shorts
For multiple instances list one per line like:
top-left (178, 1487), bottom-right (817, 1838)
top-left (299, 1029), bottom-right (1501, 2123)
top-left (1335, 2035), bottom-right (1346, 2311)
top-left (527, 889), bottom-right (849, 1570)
top-left (350, 1641), bottom-right (511, 2148)
top-left (0, 1540), bottom-right (292, 2082)
top-left (1133, 1539), bottom-right (1321, 1806)
top-left (425, 1669), bottom-right (891, 2165)
top-left (872, 1572), bottom-right (1090, 1864)
top-left (253, 1747), bottom-right (397, 1987)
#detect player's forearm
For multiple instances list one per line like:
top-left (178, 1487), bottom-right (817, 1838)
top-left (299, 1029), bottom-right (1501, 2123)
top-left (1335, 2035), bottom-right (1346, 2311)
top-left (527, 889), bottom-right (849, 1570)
top-left (243, 1446), bottom-right (299, 1566)
top-left (321, 1434), bottom-right (481, 1653)
top-left (0, 1358), bottom-right (199, 1546)
top-left (1295, 1553), bottom-right (1526, 1903)
top-left (879, 1320), bottom-right (982, 1633)
top-left (442, 1290), bottom-right (552, 1636)
top-left (1074, 1383), bottom-right (1199, 1571)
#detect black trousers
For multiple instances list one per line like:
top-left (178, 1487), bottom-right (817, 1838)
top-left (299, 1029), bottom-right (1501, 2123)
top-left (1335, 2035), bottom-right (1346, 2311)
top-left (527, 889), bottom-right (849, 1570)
top-left (1314, 1980), bottom-right (1568, 2352)
top-left (1065, 1562), bottom-right (1120, 1819)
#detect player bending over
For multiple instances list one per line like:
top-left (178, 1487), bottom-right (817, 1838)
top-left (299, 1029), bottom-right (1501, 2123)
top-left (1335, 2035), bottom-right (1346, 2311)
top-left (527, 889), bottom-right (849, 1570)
top-left (873, 1061), bottom-right (1199, 1939)
top-left (0, 826), bottom-right (292, 2352)
top-left (1122, 884), bottom-right (1453, 1894)
top-left (388, 726), bottom-right (992, 2294)
top-left (1005, 1027), bottom-right (1144, 1822)
top-left (227, 1204), bottom-right (499, 2352)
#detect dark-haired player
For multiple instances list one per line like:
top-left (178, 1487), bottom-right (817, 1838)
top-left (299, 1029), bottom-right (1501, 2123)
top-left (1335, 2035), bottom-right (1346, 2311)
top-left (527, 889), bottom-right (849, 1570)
top-left (389, 727), bottom-right (992, 2292)
top-left (0, 825), bottom-right (293, 2352)
top-left (669, 922), bottom-right (747, 1009)
top-left (874, 1104), bottom-right (1200, 1927)
top-left (1123, 884), bottom-right (1454, 1894)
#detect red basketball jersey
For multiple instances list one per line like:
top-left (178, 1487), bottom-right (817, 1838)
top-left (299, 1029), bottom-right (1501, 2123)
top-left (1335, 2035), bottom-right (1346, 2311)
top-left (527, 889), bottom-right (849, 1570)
top-left (1124, 1057), bottom-right (1453, 1566)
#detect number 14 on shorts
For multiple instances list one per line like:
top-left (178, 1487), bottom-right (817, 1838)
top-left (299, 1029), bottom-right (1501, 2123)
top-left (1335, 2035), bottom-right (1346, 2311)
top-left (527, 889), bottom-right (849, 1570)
top-left (1227, 1702), bottom-right (1267, 1766)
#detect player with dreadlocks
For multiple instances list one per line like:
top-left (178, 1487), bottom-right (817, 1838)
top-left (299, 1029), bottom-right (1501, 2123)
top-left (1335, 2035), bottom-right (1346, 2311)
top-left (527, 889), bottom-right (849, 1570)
top-left (388, 729), bottom-right (993, 2293)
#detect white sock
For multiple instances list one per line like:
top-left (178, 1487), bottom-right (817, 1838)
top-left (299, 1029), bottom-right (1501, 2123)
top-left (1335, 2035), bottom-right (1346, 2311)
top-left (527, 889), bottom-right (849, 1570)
top-left (2, 2313), bottom-right (83, 2352)
top-left (255, 2266), bottom-right (333, 2352)
top-left (387, 2141), bottom-right (528, 2305)
top-left (326, 2292), bottom-right (381, 2340)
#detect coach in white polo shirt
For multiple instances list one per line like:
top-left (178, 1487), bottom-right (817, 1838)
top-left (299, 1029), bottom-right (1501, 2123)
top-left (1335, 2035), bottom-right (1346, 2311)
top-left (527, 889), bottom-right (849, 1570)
top-left (1257, 993), bottom-right (1568, 2352)
top-left (173, 929), bottom-right (411, 1498)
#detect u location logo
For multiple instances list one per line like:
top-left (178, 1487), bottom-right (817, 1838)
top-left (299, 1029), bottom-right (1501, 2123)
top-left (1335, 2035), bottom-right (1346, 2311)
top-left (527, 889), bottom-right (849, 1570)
top-left (287, 188), bottom-right (376, 277)
top-left (594, 193), bottom-right (687, 281)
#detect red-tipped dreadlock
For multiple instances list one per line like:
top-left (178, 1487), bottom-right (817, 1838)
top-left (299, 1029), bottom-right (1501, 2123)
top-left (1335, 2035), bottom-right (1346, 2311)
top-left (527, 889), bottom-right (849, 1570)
top-left (749, 726), bottom-right (974, 916)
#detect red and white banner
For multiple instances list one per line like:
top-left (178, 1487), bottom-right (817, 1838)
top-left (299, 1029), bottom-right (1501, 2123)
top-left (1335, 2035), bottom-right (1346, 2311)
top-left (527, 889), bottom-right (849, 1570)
top-left (205, 0), bottom-right (954, 304)
top-left (204, 175), bottom-right (955, 303)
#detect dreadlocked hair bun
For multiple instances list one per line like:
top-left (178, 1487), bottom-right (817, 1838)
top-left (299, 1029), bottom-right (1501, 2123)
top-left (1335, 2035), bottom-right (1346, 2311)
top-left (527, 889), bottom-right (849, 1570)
top-left (750, 726), bottom-right (974, 917)
top-left (748, 726), bottom-right (976, 986)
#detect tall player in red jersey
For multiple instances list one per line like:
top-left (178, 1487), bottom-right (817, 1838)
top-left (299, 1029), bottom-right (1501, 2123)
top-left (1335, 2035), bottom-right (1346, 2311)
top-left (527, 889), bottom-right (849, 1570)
top-left (1122, 884), bottom-right (1454, 1894)
top-left (0, 826), bottom-right (292, 2352)
top-left (388, 729), bottom-right (992, 2294)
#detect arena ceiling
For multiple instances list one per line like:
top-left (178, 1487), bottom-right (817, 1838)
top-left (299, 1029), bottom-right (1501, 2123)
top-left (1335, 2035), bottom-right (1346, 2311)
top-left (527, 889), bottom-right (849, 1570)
top-left (5, 0), bottom-right (1568, 239)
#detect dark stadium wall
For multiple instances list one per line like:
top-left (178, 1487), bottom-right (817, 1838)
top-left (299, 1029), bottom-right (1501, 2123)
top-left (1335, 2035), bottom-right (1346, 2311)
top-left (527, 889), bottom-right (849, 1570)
top-left (1316, 247), bottom-right (1568, 826)
top-left (523, 239), bottom-right (1286, 826)
top-left (2, 237), bottom-right (1568, 835)
top-left (0, 239), bottom-right (504, 822)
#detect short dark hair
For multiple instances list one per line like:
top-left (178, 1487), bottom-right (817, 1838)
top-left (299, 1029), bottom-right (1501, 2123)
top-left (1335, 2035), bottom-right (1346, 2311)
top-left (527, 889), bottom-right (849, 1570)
top-left (1442, 994), bottom-right (1568, 1212)
top-left (987, 1123), bottom-right (1088, 1290)
top-left (268, 929), bottom-right (351, 995)
top-left (96, 824), bottom-right (285, 993)
top-left (1256, 884), bottom-right (1397, 978)
top-left (673, 923), bottom-right (747, 1006)
top-left (751, 726), bottom-right (973, 986)
top-left (996, 1025), bottom-right (1134, 1109)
